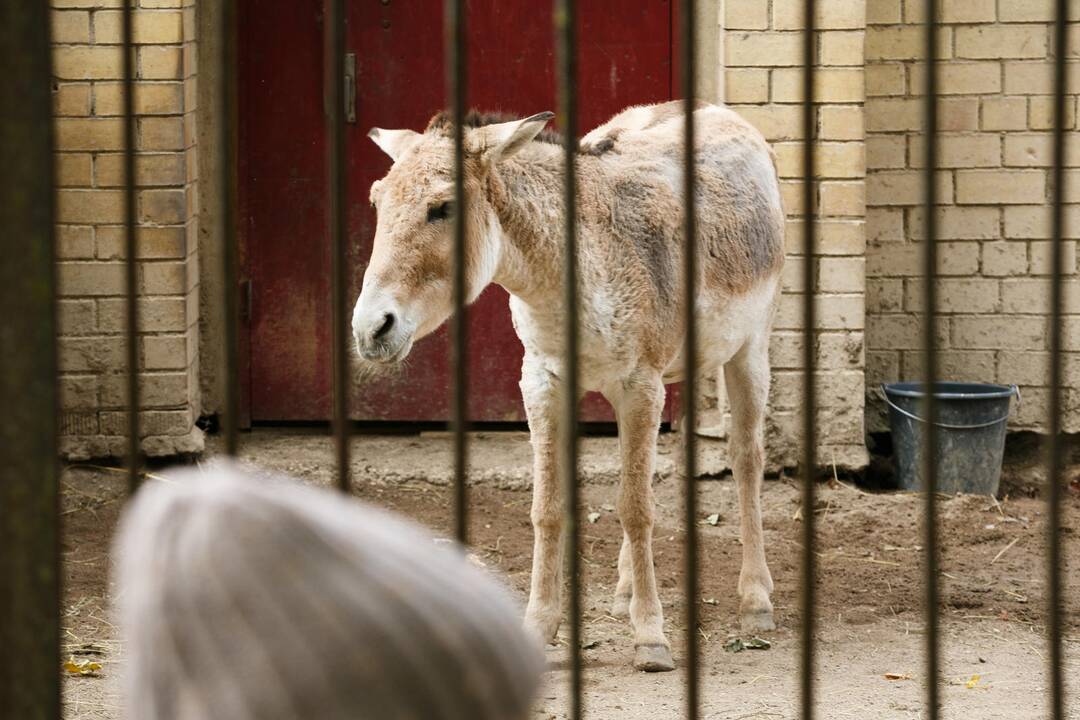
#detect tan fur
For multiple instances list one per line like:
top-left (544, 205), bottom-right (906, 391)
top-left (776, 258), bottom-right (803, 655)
top-left (579, 99), bottom-right (708, 154)
top-left (354, 103), bottom-right (785, 671)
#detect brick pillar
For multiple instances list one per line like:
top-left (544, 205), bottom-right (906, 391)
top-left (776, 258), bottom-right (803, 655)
top-left (722, 0), bottom-right (870, 470)
top-left (52, 0), bottom-right (202, 459)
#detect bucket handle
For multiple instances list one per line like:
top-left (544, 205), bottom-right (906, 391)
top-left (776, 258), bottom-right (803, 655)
top-left (878, 384), bottom-right (1020, 430)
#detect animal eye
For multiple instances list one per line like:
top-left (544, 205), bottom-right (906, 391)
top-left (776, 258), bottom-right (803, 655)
top-left (426, 201), bottom-right (453, 223)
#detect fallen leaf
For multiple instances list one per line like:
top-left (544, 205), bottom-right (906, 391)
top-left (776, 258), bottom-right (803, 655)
top-left (966, 674), bottom-right (981, 689)
top-left (702, 597), bottom-right (719, 606)
top-left (581, 639), bottom-right (600, 650)
top-left (723, 636), bottom-right (770, 653)
top-left (884, 673), bottom-right (912, 681)
top-left (587, 512), bottom-right (601, 524)
top-left (64, 657), bottom-right (101, 676)
top-left (705, 513), bottom-right (720, 526)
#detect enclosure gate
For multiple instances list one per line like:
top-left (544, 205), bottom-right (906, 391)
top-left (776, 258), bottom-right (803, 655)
top-left (0, 1), bottom-right (1071, 718)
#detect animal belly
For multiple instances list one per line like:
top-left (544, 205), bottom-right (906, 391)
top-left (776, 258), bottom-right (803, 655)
top-left (660, 329), bottom-right (743, 383)
top-left (578, 348), bottom-right (637, 393)
top-left (661, 279), bottom-right (780, 381)
top-left (509, 296), bottom-right (636, 392)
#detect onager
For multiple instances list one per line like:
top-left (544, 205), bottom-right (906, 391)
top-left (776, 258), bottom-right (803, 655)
top-left (353, 101), bottom-right (785, 672)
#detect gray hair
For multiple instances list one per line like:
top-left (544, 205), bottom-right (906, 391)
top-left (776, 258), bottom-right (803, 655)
top-left (113, 463), bottom-right (542, 720)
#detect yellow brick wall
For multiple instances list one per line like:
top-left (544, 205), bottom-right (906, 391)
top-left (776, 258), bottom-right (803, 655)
top-left (722, 0), bottom-right (870, 470)
top-left (51, 0), bottom-right (201, 458)
top-left (865, 0), bottom-right (1080, 433)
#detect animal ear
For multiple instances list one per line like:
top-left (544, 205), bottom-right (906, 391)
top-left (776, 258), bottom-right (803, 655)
top-left (475, 111), bottom-right (556, 163)
top-left (368, 128), bottom-right (421, 162)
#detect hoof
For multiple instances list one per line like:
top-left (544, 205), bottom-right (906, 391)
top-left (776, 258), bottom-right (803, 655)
top-left (740, 609), bottom-right (776, 633)
top-left (633, 643), bottom-right (675, 673)
top-left (523, 616), bottom-right (562, 646)
top-left (611, 593), bottom-right (631, 619)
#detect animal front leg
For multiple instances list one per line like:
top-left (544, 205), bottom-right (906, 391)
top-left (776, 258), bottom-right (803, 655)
top-left (521, 361), bottom-right (565, 645)
top-left (611, 533), bottom-right (633, 618)
top-left (725, 339), bottom-right (776, 632)
top-left (613, 371), bottom-right (673, 672)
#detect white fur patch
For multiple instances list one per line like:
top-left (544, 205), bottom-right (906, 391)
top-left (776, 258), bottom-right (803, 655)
top-left (468, 217), bottom-right (504, 304)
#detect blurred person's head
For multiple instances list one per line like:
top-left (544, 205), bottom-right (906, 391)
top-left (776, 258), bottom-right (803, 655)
top-left (113, 462), bottom-right (542, 720)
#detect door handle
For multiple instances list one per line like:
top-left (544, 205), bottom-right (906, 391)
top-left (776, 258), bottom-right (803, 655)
top-left (344, 53), bottom-right (357, 123)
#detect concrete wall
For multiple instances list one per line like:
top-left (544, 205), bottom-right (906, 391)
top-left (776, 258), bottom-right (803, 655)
top-left (721, 0), bottom-right (870, 469)
top-left (865, 0), bottom-right (1080, 433)
top-left (51, 0), bottom-right (203, 458)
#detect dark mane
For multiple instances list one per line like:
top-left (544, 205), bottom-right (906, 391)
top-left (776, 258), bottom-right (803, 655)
top-left (425, 109), bottom-right (564, 146)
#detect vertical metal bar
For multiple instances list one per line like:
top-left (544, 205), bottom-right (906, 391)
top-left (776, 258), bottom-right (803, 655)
top-left (920, 3), bottom-right (941, 719)
top-left (555, 0), bottom-right (582, 716)
top-left (325, 0), bottom-right (350, 493)
top-left (447, 2), bottom-right (469, 545)
top-left (1046, 1), bottom-right (1069, 718)
top-left (798, 1), bottom-right (817, 719)
top-left (680, 0), bottom-right (699, 718)
top-left (446, 0), bottom-right (469, 544)
top-left (122, 0), bottom-right (140, 494)
top-left (0, 2), bottom-right (60, 717)
top-left (219, 0), bottom-right (240, 456)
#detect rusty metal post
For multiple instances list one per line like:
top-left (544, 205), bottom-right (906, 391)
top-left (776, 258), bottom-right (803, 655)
top-left (798, 1), bottom-right (817, 718)
top-left (920, 3), bottom-right (942, 718)
top-left (446, 0), bottom-right (469, 544)
top-left (325, 0), bottom-right (350, 492)
top-left (681, 0), bottom-right (700, 717)
top-left (122, 0), bottom-right (141, 494)
top-left (0, 2), bottom-right (61, 718)
top-left (219, 0), bottom-right (240, 456)
top-left (1046, 1), bottom-right (1069, 717)
top-left (555, 0), bottom-right (582, 715)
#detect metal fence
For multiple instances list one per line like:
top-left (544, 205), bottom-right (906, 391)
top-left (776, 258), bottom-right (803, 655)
top-left (0, 0), bottom-right (1070, 718)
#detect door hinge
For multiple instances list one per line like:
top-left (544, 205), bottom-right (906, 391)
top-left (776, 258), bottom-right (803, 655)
top-left (344, 53), bottom-right (357, 123)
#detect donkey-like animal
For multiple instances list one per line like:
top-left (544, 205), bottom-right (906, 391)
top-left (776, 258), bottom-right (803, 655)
top-left (353, 101), bottom-right (785, 672)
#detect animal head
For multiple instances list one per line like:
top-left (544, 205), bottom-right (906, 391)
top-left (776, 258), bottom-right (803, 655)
top-left (351, 110), bottom-right (555, 365)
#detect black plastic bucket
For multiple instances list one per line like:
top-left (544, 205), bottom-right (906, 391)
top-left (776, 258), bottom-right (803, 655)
top-left (882, 381), bottom-right (1019, 496)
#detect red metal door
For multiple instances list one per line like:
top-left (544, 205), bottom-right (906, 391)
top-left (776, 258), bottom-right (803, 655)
top-left (239, 0), bottom-right (673, 422)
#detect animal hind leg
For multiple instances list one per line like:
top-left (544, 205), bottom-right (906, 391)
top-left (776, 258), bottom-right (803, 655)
top-left (724, 334), bottom-right (776, 633)
top-left (612, 410), bottom-right (632, 618)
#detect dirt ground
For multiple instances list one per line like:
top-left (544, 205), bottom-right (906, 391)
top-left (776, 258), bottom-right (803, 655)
top-left (61, 429), bottom-right (1080, 719)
